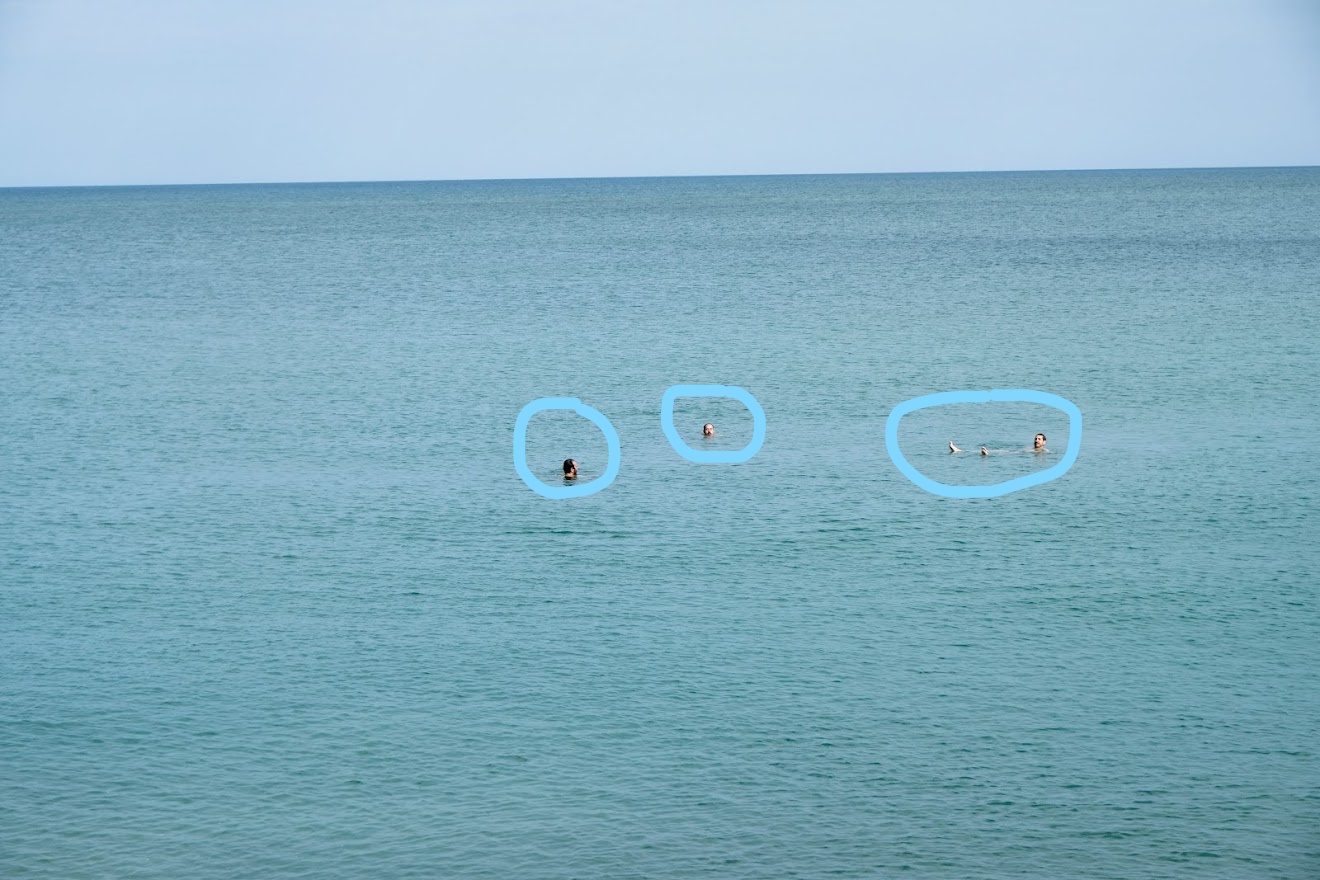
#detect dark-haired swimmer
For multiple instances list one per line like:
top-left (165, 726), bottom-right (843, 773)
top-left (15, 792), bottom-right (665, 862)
top-left (702, 423), bottom-right (716, 437)
top-left (960, 436), bottom-right (1049, 454)
top-left (563, 458), bottom-right (578, 480)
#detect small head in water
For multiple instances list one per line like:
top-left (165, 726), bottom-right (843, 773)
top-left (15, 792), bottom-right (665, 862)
top-left (702, 423), bottom-right (715, 437)
top-left (563, 458), bottom-right (578, 479)
top-left (1034, 433), bottom-right (1047, 451)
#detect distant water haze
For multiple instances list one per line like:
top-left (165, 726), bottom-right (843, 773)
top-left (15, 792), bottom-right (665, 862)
top-left (1, 0), bottom-right (1319, 186)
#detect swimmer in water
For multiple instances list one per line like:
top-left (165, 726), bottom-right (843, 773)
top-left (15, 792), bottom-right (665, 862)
top-left (563, 458), bottom-right (578, 480)
top-left (955, 443), bottom-right (990, 455)
top-left (702, 423), bottom-right (715, 437)
top-left (1033, 433), bottom-right (1047, 452)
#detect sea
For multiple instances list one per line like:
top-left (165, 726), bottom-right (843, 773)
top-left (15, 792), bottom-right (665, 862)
top-left (2, 168), bottom-right (1318, 878)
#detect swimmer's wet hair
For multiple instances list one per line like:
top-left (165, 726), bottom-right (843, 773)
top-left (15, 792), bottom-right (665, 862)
top-left (563, 458), bottom-right (576, 473)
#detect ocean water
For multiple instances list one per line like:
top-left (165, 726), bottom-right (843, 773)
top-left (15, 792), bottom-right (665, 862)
top-left (2, 169), bottom-right (1318, 878)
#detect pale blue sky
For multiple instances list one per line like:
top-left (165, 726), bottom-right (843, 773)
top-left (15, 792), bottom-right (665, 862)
top-left (1, 0), bottom-right (1317, 186)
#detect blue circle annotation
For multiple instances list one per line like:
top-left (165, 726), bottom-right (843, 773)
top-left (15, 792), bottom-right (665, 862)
top-left (513, 397), bottom-right (621, 499)
top-left (661, 384), bottom-right (766, 464)
top-left (885, 389), bottom-right (1082, 499)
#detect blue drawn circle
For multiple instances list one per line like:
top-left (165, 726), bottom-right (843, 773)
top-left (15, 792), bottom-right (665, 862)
top-left (661, 384), bottom-right (766, 464)
top-left (884, 389), bottom-right (1082, 498)
top-left (513, 397), bottom-right (621, 499)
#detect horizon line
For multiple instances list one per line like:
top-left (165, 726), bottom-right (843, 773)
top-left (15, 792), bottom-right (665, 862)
top-left (2, 162), bottom-right (1317, 192)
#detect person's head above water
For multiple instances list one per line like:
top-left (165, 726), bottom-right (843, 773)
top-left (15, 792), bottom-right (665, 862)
top-left (563, 458), bottom-right (578, 479)
top-left (702, 423), bottom-right (715, 437)
top-left (1034, 433), bottom-right (1047, 450)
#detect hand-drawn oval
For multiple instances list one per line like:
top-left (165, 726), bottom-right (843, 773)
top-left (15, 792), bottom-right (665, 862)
top-left (884, 389), bottom-right (1082, 498)
top-left (513, 397), bottom-right (621, 499)
top-left (661, 384), bottom-right (766, 463)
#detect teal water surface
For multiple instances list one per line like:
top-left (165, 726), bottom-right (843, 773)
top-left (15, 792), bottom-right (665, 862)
top-left (2, 169), bottom-right (1318, 878)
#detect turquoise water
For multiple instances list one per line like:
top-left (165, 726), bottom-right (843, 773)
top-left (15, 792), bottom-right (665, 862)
top-left (2, 169), bottom-right (1318, 878)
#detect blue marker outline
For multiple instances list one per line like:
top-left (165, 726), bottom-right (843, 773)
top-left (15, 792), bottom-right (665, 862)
top-left (513, 397), bottom-right (621, 499)
top-left (661, 384), bottom-right (766, 463)
top-left (885, 389), bottom-right (1082, 498)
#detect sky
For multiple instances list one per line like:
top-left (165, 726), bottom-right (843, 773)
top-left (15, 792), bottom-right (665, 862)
top-left (1, 0), bottom-right (1318, 187)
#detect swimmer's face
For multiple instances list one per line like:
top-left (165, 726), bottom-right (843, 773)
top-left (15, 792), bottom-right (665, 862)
top-left (702, 423), bottom-right (714, 436)
top-left (1034, 434), bottom-right (1046, 449)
